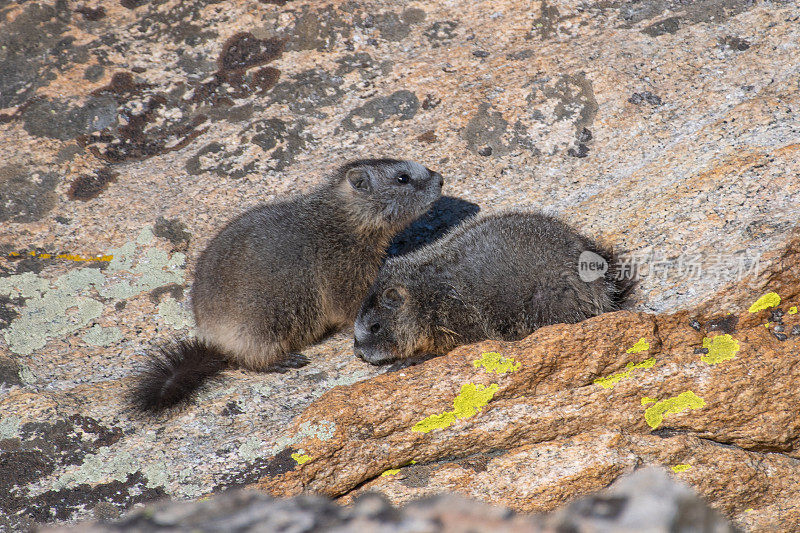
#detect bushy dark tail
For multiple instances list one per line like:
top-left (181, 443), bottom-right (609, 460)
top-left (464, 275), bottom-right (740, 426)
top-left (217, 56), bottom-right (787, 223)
top-left (130, 339), bottom-right (228, 413)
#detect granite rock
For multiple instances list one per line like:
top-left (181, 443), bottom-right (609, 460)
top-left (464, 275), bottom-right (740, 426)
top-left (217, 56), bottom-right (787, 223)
top-left (42, 467), bottom-right (736, 533)
top-left (258, 233), bottom-right (800, 533)
top-left (1, 0), bottom-right (799, 531)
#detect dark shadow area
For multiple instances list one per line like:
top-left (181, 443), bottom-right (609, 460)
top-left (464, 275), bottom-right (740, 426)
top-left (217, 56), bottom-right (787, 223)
top-left (387, 196), bottom-right (480, 257)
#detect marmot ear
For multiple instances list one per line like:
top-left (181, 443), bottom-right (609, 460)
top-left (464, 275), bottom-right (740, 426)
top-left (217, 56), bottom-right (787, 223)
top-left (346, 168), bottom-right (371, 192)
top-left (382, 287), bottom-right (406, 308)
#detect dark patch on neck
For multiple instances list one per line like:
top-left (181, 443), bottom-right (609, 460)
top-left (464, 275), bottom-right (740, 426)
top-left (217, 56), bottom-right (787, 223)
top-left (387, 196), bottom-right (480, 257)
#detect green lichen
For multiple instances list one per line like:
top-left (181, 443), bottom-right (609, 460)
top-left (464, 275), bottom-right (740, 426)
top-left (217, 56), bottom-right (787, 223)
top-left (82, 325), bottom-right (123, 347)
top-left (594, 358), bottom-right (656, 389)
top-left (789, 306), bottom-right (798, 315)
top-left (701, 334), bottom-right (739, 364)
top-left (413, 383), bottom-right (499, 433)
top-left (0, 228), bottom-right (187, 355)
top-left (671, 464), bottom-right (692, 473)
top-left (292, 452), bottom-right (311, 465)
top-left (264, 421), bottom-right (337, 457)
top-left (641, 397), bottom-right (658, 405)
top-left (18, 365), bottom-right (36, 384)
top-left (626, 338), bottom-right (650, 353)
top-left (157, 296), bottom-right (194, 330)
top-left (2, 269), bottom-right (104, 354)
top-left (414, 411), bottom-right (457, 433)
top-left (0, 272), bottom-right (50, 297)
top-left (748, 292), bottom-right (780, 313)
top-left (55, 444), bottom-right (169, 491)
top-left (238, 437), bottom-right (266, 461)
top-left (473, 352), bottom-right (521, 374)
top-left (644, 391), bottom-right (706, 429)
top-left (0, 415), bottom-right (21, 440)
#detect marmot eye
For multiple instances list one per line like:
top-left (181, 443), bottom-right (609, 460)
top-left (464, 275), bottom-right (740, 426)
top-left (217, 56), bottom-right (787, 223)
top-left (397, 173), bottom-right (411, 184)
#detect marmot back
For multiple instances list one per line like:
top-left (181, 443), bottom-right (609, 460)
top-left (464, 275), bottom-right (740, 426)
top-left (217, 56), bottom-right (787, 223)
top-left (353, 211), bottom-right (626, 364)
top-left (131, 159), bottom-right (443, 412)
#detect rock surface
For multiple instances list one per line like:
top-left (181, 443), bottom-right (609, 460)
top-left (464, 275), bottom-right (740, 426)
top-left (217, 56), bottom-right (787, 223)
top-left (258, 233), bottom-right (800, 533)
top-left (43, 467), bottom-right (736, 532)
top-left (1, 0), bottom-right (799, 532)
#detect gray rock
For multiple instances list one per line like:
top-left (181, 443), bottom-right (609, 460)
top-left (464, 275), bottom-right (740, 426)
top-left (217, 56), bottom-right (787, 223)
top-left (43, 468), bottom-right (735, 533)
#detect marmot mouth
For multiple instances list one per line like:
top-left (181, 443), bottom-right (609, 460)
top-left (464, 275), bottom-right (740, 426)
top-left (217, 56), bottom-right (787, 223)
top-left (353, 344), bottom-right (398, 366)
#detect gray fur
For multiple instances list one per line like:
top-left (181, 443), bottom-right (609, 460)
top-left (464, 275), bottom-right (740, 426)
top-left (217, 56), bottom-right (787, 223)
top-left (192, 159), bottom-right (443, 369)
top-left (353, 211), bottom-right (624, 364)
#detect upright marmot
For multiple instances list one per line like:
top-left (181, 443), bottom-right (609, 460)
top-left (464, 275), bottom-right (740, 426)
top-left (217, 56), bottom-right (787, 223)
top-left (132, 159), bottom-right (443, 411)
top-left (353, 211), bottom-right (627, 364)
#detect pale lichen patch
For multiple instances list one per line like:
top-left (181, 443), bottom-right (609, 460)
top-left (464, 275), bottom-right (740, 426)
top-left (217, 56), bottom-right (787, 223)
top-left (0, 415), bottom-right (21, 440)
top-left (82, 324), bottom-right (123, 346)
top-left (1, 228), bottom-right (187, 354)
top-left (157, 296), bottom-right (194, 330)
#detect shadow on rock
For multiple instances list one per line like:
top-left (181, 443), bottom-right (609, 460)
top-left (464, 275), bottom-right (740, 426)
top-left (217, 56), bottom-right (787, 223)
top-left (387, 196), bottom-right (480, 257)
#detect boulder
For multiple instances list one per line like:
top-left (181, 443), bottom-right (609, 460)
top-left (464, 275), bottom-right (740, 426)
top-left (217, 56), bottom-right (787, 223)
top-left (1, 0), bottom-right (798, 531)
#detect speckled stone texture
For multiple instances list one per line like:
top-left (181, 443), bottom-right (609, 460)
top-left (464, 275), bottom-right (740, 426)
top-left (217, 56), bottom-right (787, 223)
top-left (259, 235), bottom-right (800, 533)
top-left (0, 0), bottom-right (798, 531)
top-left (42, 468), bottom-right (736, 532)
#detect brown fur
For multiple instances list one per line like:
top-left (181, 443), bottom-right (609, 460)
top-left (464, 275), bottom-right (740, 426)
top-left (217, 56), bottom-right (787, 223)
top-left (354, 210), bottom-right (627, 365)
top-left (131, 159), bottom-right (442, 412)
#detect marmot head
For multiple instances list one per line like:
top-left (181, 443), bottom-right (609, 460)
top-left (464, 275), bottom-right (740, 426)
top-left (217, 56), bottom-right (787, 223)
top-left (353, 264), bottom-right (433, 364)
top-left (334, 159), bottom-right (443, 233)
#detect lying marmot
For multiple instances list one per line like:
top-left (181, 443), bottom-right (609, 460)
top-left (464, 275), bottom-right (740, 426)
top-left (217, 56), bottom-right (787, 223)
top-left (353, 211), bottom-right (626, 364)
top-left (132, 159), bottom-right (443, 411)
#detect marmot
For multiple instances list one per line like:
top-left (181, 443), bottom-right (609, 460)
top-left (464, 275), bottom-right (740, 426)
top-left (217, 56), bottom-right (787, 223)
top-left (132, 159), bottom-right (443, 412)
top-left (353, 211), bottom-right (627, 364)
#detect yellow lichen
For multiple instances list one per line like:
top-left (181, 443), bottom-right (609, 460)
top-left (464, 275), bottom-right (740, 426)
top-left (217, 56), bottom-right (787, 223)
top-left (413, 411), bottom-right (456, 433)
top-left (7, 251), bottom-right (114, 262)
top-left (381, 460), bottom-right (417, 476)
top-left (626, 338), bottom-right (650, 353)
top-left (748, 292), bottom-right (781, 313)
top-left (701, 334), bottom-right (739, 365)
top-left (644, 391), bottom-right (706, 429)
top-left (671, 464), bottom-right (692, 473)
top-left (413, 383), bottom-right (499, 433)
top-left (641, 397), bottom-right (658, 405)
top-left (594, 358), bottom-right (656, 389)
top-left (473, 352), bottom-right (521, 374)
top-left (291, 453), bottom-right (311, 465)
top-left (789, 306), bottom-right (798, 315)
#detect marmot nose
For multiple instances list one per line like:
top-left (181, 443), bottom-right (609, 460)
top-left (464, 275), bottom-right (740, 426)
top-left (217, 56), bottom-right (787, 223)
top-left (431, 171), bottom-right (444, 189)
top-left (353, 343), bottom-right (366, 361)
